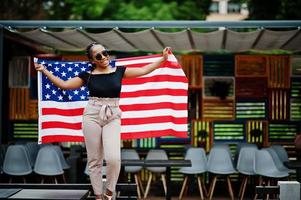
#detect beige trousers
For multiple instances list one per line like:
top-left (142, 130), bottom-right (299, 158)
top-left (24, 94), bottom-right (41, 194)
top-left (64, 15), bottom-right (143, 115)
top-left (82, 97), bottom-right (122, 195)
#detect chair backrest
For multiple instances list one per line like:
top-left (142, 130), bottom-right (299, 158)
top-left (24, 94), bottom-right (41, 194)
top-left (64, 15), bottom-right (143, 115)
top-left (181, 147), bottom-right (207, 173)
top-left (271, 145), bottom-right (289, 162)
top-left (145, 149), bottom-right (168, 173)
top-left (26, 142), bottom-right (39, 167)
top-left (121, 149), bottom-right (142, 173)
top-left (254, 149), bottom-right (289, 178)
top-left (3, 145), bottom-right (32, 176)
top-left (236, 146), bottom-right (257, 175)
top-left (266, 147), bottom-right (289, 171)
top-left (207, 146), bottom-right (236, 174)
top-left (34, 146), bottom-right (64, 176)
top-left (52, 145), bottom-right (70, 170)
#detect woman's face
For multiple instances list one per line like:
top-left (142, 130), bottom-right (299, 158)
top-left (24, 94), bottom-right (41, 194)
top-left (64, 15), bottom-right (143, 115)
top-left (91, 45), bottom-right (110, 68)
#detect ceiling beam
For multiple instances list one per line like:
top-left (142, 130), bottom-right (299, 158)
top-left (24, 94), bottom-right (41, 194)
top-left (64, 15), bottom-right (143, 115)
top-left (0, 20), bottom-right (300, 29)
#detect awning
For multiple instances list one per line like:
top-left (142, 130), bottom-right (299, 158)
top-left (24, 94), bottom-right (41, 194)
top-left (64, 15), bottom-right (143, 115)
top-left (2, 20), bottom-right (301, 52)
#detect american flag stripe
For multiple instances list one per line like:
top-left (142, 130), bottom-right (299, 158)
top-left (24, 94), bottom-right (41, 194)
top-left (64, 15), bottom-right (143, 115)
top-left (37, 53), bottom-right (188, 143)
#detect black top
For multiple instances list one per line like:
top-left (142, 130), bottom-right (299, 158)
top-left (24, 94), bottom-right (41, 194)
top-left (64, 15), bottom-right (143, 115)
top-left (78, 66), bottom-right (126, 98)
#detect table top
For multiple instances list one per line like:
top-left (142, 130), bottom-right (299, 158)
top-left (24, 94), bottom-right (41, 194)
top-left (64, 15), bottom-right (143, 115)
top-left (121, 159), bottom-right (191, 167)
top-left (8, 189), bottom-right (89, 200)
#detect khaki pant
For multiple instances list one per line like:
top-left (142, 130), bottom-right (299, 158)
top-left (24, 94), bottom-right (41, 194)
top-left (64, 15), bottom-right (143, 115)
top-left (82, 97), bottom-right (122, 195)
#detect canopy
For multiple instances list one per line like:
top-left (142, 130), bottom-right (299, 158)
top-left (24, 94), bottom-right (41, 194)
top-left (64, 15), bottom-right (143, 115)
top-left (1, 20), bottom-right (301, 52)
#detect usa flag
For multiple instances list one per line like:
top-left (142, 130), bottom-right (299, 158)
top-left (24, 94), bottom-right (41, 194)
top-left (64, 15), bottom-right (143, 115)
top-left (35, 53), bottom-right (188, 144)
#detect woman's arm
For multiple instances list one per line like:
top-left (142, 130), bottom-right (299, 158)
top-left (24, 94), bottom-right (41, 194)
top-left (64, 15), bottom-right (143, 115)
top-left (34, 63), bottom-right (84, 90)
top-left (124, 47), bottom-right (170, 78)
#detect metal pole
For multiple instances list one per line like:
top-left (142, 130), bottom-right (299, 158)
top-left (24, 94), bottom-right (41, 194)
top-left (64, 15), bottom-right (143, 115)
top-left (0, 25), bottom-right (3, 144)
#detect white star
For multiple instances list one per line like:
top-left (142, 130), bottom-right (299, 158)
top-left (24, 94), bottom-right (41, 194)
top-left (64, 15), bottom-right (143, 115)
top-left (87, 91), bottom-right (90, 95)
top-left (80, 86), bottom-right (86, 91)
top-left (61, 64), bottom-right (66, 67)
top-left (48, 64), bottom-right (52, 67)
top-left (54, 66), bottom-right (59, 72)
top-left (73, 90), bottom-right (79, 95)
top-left (52, 90), bottom-right (57, 95)
top-left (80, 95), bottom-right (85, 100)
top-left (81, 62), bottom-right (86, 64)
top-left (49, 71), bottom-right (54, 74)
top-left (88, 63), bottom-right (92, 67)
top-left (61, 71), bottom-right (66, 77)
top-left (41, 61), bottom-right (46, 65)
top-left (68, 76), bottom-right (72, 80)
top-left (68, 95), bottom-right (73, 100)
top-left (45, 94), bottom-right (51, 99)
top-left (75, 64), bottom-right (79, 67)
top-left (68, 62), bottom-right (73, 65)
top-left (74, 71), bottom-right (79, 76)
top-left (45, 84), bottom-right (50, 89)
top-left (68, 67), bottom-right (72, 72)
top-left (62, 90), bottom-right (67, 95)
top-left (55, 62), bottom-right (59, 64)
top-left (81, 67), bottom-right (86, 71)
top-left (58, 95), bottom-right (63, 100)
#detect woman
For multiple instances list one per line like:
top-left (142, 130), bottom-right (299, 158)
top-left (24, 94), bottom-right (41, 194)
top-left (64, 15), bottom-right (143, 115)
top-left (35, 43), bottom-right (169, 200)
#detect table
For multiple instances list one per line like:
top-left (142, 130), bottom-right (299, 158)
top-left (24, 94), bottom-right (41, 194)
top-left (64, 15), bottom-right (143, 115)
top-left (283, 160), bottom-right (301, 182)
top-left (7, 189), bottom-right (89, 200)
top-left (121, 159), bottom-right (191, 200)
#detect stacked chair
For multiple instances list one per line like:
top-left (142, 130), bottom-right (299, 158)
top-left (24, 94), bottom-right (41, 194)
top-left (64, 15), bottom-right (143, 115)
top-left (236, 145), bottom-right (258, 200)
top-left (3, 145), bottom-right (32, 183)
top-left (178, 147), bottom-right (207, 200)
top-left (254, 148), bottom-right (290, 199)
top-left (144, 149), bottom-right (168, 199)
top-left (121, 149), bottom-right (144, 199)
top-left (207, 144), bottom-right (237, 200)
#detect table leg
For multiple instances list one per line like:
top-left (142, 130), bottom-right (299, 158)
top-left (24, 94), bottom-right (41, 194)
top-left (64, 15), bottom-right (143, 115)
top-left (165, 166), bottom-right (171, 200)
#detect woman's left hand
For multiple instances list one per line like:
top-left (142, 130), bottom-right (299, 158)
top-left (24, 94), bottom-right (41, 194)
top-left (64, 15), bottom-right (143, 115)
top-left (162, 47), bottom-right (170, 60)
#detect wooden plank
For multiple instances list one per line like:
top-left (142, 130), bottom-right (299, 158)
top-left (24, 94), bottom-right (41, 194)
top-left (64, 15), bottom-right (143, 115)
top-left (235, 55), bottom-right (268, 77)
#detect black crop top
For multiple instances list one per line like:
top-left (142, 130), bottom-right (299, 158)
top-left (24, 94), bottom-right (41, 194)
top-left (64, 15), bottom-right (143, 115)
top-left (78, 66), bottom-right (126, 98)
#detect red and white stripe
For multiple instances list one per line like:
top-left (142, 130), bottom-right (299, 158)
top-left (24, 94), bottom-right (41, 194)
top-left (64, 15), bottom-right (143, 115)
top-left (38, 53), bottom-right (188, 143)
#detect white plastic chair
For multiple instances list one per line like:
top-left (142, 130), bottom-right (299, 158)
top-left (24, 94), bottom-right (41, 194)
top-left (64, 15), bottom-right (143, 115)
top-left (178, 147), bottom-right (207, 200)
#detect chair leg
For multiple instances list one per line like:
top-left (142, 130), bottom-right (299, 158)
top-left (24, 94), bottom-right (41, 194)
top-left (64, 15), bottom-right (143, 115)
top-left (254, 176), bottom-right (263, 200)
top-left (137, 174), bottom-right (145, 195)
top-left (144, 172), bottom-right (152, 199)
top-left (179, 176), bottom-right (188, 199)
top-left (41, 177), bottom-right (44, 184)
top-left (197, 176), bottom-right (204, 200)
top-left (226, 176), bottom-right (234, 200)
top-left (240, 176), bottom-right (248, 200)
top-left (201, 176), bottom-right (208, 197)
top-left (134, 174), bottom-right (141, 199)
top-left (54, 177), bottom-right (58, 184)
top-left (161, 174), bottom-right (167, 195)
top-left (62, 174), bottom-right (66, 183)
top-left (22, 177), bottom-right (26, 183)
top-left (208, 175), bottom-right (217, 200)
top-left (267, 179), bottom-right (271, 200)
top-left (9, 178), bottom-right (12, 184)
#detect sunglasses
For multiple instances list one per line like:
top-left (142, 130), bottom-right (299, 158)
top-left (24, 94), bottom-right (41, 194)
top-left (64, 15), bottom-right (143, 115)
top-left (94, 50), bottom-right (109, 60)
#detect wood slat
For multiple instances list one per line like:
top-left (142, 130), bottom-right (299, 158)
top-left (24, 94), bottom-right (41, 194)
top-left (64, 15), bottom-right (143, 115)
top-left (9, 88), bottom-right (30, 120)
top-left (268, 55), bottom-right (290, 88)
top-left (246, 120), bottom-right (268, 147)
top-left (236, 77), bottom-right (267, 99)
top-left (202, 99), bottom-right (235, 120)
top-left (235, 55), bottom-right (268, 77)
top-left (268, 89), bottom-right (290, 121)
top-left (180, 55), bottom-right (203, 88)
top-left (191, 120), bottom-right (212, 152)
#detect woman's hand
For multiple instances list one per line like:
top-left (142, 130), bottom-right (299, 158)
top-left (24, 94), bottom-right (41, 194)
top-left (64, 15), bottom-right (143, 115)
top-left (163, 47), bottom-right (170, 60)
top-left (34, 63), bottom-right (45, 72)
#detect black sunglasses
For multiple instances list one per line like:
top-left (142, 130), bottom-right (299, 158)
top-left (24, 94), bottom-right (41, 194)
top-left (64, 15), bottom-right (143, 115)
top-left (94, 50), bottom-right (109, 60)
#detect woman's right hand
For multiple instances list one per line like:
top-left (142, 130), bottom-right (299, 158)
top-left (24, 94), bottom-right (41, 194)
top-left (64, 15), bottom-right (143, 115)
top-left (34, 63), bottom-right (45, 72)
